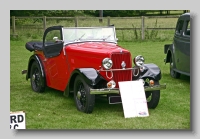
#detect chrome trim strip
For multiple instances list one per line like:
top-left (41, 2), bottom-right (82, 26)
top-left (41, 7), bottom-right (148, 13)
top-left (90, 84), bottom-right (166, 95)
top-left (64, 40), bottom-right (117, 46)
top-left (144, 84), bottom-right (166, 91)
top-left (35, 55), bottom-right (44, 77)
top-left (97, 67), bottom-right (138, 72)
top-left (90, 88), bottom-right (119, 95)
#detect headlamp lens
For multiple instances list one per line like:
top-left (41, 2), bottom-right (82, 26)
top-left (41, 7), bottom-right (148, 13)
top-left (134, 55), bottom-right (145, 67)
top-left (102, 58), bottom-right (113, 69)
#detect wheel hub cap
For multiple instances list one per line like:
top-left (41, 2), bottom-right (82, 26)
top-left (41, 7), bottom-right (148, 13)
top-left (77, 91), bottom-right (81, 100)
top-left (32, 74), bottom-right (36, 81)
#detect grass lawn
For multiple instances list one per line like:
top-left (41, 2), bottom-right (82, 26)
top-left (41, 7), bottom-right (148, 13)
top-left (10, 40), bottom-right (190, 129)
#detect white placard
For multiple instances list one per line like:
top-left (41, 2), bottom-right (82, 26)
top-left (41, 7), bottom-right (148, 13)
top-left (10, 111), bottom-right (26, 129)
top-left (118, 80), bottom-right (149, 118)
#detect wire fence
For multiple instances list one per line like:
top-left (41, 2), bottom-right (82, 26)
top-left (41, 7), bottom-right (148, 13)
top-left (10, 16), bottom-right (180, 40)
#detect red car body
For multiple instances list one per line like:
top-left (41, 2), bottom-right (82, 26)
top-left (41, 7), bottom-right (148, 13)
top-left (34, 42), bottom-right (131, 91)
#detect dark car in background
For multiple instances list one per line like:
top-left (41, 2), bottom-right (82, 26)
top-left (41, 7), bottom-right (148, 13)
top-left (164, 13), bottom-right (190, 78)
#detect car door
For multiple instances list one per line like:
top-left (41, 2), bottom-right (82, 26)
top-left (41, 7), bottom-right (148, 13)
top-left (178, 18), bottom-right (190, 74)
top-left (173, 15), bottom-right (190, 75)
top-left (43, 26), bottom-right (64, 58)
top-left (42, 26), bottom-right (69, 91)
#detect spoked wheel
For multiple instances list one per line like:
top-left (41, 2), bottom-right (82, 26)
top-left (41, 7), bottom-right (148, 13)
top-left (170, 56), bottom-right (180, 78)
top-left (74, 75), bottom-right (95, 113)
top-left (145, 80), bottom-right (160, 109)
top-left (30, 61), bottom-right (45, 92)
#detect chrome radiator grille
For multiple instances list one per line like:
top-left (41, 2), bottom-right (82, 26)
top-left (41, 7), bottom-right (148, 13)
top-left (111, 52), bottom-right (132, 88)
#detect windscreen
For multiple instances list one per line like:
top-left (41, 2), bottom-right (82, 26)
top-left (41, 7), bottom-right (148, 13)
top-left (62, 26), bottom-right (117, 44)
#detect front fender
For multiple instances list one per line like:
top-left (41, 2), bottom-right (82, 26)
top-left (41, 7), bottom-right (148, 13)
top-left (26, 55), bottom-right (45, 81)
top-left (75, 68), bottom-right (107, 88)
top-left (64, 68), bottom-right (107, 97)
top-left (164, 44), bottom-right (173, 64)
top-left (139, 63), bottom-right (161, 80)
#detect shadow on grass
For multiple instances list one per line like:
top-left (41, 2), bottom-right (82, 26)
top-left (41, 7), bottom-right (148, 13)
top-left (39, 87), bottom-right (123, 113)
top-left (95, 95), bottom-right (123, 110)
top-left (179, 74), bottom-right (190, 81)
top-left (162, 73), bottom-right (190, 83)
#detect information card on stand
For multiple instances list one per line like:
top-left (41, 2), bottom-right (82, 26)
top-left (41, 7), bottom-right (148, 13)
top-left (119, 80), bottom-right (149, 118)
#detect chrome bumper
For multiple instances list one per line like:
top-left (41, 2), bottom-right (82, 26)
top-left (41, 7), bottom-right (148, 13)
top-left (90, 84), bottom-right (166, 95)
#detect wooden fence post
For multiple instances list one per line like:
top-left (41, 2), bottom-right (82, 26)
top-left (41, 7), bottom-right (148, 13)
top-left (43, 16), bottom-right (46, 31)
top-left (99, 10), bottom-right (103, 23)
top-left (107, 16), bottom-right (110, 26)
top-left (141, 16), bottom-right (145, 40)
top-left (75, 17), bottom-right (78, 27)
top-left (12, 16), bottom-right (16, 35)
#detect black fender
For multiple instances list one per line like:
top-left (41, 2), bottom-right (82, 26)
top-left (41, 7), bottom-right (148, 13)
top-left (139, 63), bottom-right (161, 81)
top-left (164, 44), bottom-right (174, 64)
top-left (64, 68), bottom-right (107, 97)
top-left (164, 44), bottom-right (178, 70)
top-left (26, 55), bottom-right (46, 84)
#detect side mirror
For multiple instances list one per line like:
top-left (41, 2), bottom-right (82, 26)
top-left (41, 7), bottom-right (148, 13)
top-left (53, 37), bottom-right (64, 43)
top-left (53, 37), bottom-right (59, 42)
top-left (53, 37), bottom-right (58, 41)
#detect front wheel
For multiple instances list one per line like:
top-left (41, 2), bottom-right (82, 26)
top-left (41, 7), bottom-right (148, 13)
top-left (74, 75), bottom-right (95, 113)
top-left (145, 80), bottom-right (160, 109)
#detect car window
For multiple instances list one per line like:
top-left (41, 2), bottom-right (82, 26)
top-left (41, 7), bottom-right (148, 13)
top-left (45, 30), bottom-right (61, 46)
top-left (175, 20), bottom-right (184, 35)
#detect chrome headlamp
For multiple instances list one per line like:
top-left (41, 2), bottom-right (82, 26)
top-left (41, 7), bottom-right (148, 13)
top-left (133, 55), bottom-right (145, 67)
top-left (102, 58), bottom-right (113, 69)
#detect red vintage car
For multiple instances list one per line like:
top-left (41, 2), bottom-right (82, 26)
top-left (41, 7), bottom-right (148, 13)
top-left (22, 25), bottom-right (166, 113)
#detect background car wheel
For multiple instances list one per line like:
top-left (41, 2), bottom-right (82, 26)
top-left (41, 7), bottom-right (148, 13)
top-left (30, 61), bottom-right (45, 92)
top-left (145, 80), bottom-right (160, 109)
top-left (170, 56), bottom-right (180, 78)
top-left (74, 75), bottom-right (95, 113)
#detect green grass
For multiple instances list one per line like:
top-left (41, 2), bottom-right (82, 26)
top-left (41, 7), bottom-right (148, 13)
top-left (10, 40), bottom-right (190, 129)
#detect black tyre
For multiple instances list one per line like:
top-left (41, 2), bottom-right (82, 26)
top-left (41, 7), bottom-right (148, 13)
top-left (74, 75), bottom-right (95, 113)
top-left (170, 56), bottom-right (180, 78)
top-left (30, 61), bottom-right (45, 93)
top-left (145, 81), bottom-right (160, 109)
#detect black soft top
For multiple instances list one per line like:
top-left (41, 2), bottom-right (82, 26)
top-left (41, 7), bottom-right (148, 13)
top-left (25, 41), bottom-right (43, 52)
